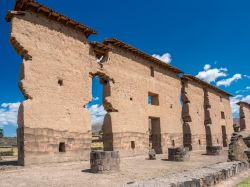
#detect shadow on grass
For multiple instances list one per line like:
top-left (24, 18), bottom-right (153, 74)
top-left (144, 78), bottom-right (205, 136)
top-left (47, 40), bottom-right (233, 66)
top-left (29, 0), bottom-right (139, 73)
top-left (81, 169), bottom-right (91, 173)
top-left (0, 160), bottom-right (18, 166)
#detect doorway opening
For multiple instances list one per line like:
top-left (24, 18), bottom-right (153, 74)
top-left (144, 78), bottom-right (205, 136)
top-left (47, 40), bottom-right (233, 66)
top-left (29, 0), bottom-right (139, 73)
top-left (148, 117), bottom-right (162, 154)
top-left (87, 75), bottom-right (107, 151)
top-left (221, 126), bottom-right (227, 147)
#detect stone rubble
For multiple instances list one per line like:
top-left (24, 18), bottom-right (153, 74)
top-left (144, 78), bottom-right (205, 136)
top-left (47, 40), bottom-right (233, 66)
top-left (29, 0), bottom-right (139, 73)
top-left (125, 161), bottom-right (249, 187)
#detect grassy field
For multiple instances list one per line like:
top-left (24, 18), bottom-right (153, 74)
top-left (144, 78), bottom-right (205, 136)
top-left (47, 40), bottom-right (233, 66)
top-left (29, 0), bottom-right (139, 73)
top-left (91, 142), bottom-right (103, 151)
top-left (237, 177), bottom-right (250, 187)
top-left (0, 147), bottom-right (18, 156)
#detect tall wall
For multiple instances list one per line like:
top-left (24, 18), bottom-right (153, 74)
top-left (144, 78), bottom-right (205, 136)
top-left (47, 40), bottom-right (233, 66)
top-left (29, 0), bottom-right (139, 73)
top-left (181, 79), bottom-right (206, 150)
top-left (10, 12), bottom-right (98, 165)
top-left (239, 102), bottom-right (250, 131)
top-left (181, 76), bottom-right (233, 150)
top-left (206, 88), bottom-right (233, 147)
top-left (102, 45), bottom-right (183, 156)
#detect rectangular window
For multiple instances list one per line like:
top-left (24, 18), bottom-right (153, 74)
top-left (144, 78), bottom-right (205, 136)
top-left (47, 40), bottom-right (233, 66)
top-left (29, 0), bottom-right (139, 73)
top-left (59, 142), bottom-right (66, 152)
top-left (148, 92), bottom-right (159, 105)
top-left (131, 141), bottom-right (135, 149)
top-left (221, 111), bottom-right (225, 119)
top-left (150, 66), bottom-right (154, 77)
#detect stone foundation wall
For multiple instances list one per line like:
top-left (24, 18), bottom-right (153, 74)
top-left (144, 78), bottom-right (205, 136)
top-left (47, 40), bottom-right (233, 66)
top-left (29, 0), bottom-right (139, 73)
top-left (103, 132), bottom-right (148, 157)
top-left (128, 161), bottom-right (249, 186)
top-left (17, 127), bottom-right (91, 165)
top-left (190, 134), bottom-right (207, 150)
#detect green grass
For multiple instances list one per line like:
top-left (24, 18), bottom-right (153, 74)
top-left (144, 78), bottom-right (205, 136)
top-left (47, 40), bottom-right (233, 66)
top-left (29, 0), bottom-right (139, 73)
top-left (91, 142), bottom-right (103, 151)
top-left (237, 177), bottom-right (250, 187)
top-left (0, 147), bottom-right (18, 156)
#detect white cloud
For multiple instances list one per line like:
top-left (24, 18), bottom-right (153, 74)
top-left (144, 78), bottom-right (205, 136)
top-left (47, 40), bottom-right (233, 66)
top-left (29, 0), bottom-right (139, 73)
top-left (244, 75), bottom-right (250, 79)
top-left (242, 95), bottom-right (250, 103)
top-left (230, 95), bottom-right (250, 117)
top-left (0, 102), bottom-right (20, 127)
top-left (196, 64), bottom-right (227, 83)
top-left (204, 64), bottom-right (211, 71)
top-left (246, 86), bottom-right (250, 90)
top-left (152, 53), bottom-right (172, 64)
top-left (87, 104), bottom-right (107, 126)
top-left (92, 97), bottom-right (99, 101)
top-left (216, 74), bottom-right (242, 87)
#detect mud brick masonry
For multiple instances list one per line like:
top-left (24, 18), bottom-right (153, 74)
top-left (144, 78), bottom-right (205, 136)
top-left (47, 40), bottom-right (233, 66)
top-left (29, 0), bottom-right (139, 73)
top-left (238, 102), bottom-right (250, 131)
top-left (6, 0), bottom-right (235, 165)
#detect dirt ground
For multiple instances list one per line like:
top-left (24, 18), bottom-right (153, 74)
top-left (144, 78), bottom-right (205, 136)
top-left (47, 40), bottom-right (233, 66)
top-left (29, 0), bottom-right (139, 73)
top-left (0, 150), bottom-right (241, 187)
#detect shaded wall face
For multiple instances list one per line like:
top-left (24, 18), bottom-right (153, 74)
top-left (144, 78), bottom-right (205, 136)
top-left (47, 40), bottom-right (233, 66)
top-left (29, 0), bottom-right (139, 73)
top-left (240, 105), bottom-right (250, 131)
top-left (207, 89), bottom-right (233, 146)
top-left (102, 46), bottom-right (183, 155)
top-left (182, 80), bottom-right (206, 150)
top-left (11, 13), bottom-right (98, 165)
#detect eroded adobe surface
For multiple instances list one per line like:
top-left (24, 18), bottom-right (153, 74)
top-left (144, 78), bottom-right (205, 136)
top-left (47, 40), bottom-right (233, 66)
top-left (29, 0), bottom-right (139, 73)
top-left (181, 75), bottom-right (233, 150)
top-left (8, 1), bottom-right (99, 165)
top-left (7, 0), bottom-right (236, 165)
top-left (101, 39), bottom-right (183, 156)
top-left (238, 102), bottom-right (250, 131)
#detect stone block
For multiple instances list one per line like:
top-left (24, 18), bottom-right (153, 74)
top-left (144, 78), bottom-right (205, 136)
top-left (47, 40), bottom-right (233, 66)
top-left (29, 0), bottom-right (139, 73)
top-left (148, 148), bottom-right (156, 160)
top-left (90, 151), bottom-right (120, 173)
top-left (206, 146), bottom-right (222, 155)
top-left (168, 147), bottom-right (190, 161)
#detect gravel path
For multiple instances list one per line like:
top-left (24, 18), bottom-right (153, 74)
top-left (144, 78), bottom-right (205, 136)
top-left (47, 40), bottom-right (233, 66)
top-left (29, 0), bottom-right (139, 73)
top-left (0, 150), bottom-right (232, 187)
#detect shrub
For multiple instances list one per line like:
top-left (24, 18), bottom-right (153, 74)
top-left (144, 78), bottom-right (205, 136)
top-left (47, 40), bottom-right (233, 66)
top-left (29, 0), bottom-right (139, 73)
top-left (0, 148), bottom-right (14, 156)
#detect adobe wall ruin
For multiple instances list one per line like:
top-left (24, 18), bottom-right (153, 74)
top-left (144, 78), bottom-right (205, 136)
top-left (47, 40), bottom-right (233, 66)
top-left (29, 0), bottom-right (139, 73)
top-left (6, 0), bottom-right (235, 165)
top-left (100, 39), bottom-right (183, 156)
top-left (7, 0), bottom-right (99, 165)
top-left (181, 75), bottom-right (233, 150)
top-left (181, 77), bottom-right (206, 150)
top-left (238, 102), bottom-right (250, 131)
top-left (206, 88), bottom-right (234, 147)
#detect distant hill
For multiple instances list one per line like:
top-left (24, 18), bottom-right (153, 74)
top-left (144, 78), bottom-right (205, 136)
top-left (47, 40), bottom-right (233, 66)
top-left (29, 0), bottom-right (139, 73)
top-left (233, 118), bottom-right (240, 127)
top-left (0, 137), bottom-right (17, 147)
top-left (92, 122), bottom-right (103, 134)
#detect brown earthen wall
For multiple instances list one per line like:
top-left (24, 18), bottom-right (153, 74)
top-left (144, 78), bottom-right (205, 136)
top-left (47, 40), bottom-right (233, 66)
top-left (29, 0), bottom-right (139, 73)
top-left (181, 79), bottom-right (206, 150)
top-left (239, 104), bottom-right (250, 131)
top-left (206, 89), bottom-right (233, 147)
top-left (102, 45), bottom-right (183, 156)
top-left (10, 12), bottom-right (98, 165)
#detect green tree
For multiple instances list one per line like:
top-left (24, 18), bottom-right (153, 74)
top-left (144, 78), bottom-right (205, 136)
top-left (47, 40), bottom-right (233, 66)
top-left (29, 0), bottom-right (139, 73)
top-left (0, 128), bottom-right (3, 138)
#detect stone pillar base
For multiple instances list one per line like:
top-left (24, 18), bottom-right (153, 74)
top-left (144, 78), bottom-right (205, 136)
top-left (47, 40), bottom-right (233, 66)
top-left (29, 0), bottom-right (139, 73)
top-left (90, 151), bottom-right (120, 173)
top-left (168, 147), bottom-right (190, 161)
top-left (206, 146), bottom-right (222, 155)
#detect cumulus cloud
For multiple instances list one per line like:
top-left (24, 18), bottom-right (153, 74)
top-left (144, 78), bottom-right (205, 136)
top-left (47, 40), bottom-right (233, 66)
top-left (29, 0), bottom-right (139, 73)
top-left (196, 64), bottom-right (227, 83)
top-left (204, 64), bottom-right (211, 71)
top-left (0, 102), bottom-right (20, 127)
top-left (244, 75), bottom-right (250, 79)
top-left (152, 53), bottom-right (172, 64)
top-left (216, 74), bottom-right (242, 87)
top-left (92, 97), bottom-right (99, 101)
top-left (87, 104), bottom-right (107, 126)
top-left (230, 95), bottom-right (250, 117)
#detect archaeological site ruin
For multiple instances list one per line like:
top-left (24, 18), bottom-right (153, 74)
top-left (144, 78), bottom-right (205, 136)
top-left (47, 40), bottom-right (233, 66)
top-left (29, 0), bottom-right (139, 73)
top-left (5, 0), bottom-right (249, 166)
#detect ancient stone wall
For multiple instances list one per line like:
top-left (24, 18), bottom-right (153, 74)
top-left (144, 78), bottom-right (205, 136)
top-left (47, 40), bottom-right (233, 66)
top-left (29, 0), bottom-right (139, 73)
top-left (238, 102), bottom-right (250, 131)
top-left (207, 88), bottom-right (233, 147)
top-left (181, 78), bottom-right (206, 150)
top-left (9, 10), bottom-right (98, 165)
top-left (7, 0), bottom-right (236, 165)
top-left (102, 43), bottom-right (183, 156)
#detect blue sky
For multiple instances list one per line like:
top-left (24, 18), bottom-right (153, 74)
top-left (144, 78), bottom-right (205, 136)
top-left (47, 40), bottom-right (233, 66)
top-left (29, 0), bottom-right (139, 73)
top-left (0, 0), bottom-right (250, 137)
